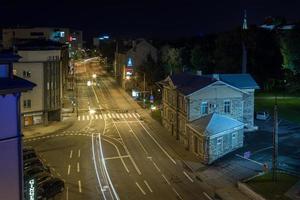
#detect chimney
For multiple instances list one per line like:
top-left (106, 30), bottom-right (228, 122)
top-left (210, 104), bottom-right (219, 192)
top-left (212, 74), bottom-right (220, 80)
top-left (196, 70), bottom-right (202, 76)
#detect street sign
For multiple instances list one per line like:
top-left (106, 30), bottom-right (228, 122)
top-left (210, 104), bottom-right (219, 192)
top-left (150, 95), bottom-right (154, 103)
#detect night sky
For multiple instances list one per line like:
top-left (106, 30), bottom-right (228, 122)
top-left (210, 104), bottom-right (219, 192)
top-left (1, 0), bottom-right (300, 41)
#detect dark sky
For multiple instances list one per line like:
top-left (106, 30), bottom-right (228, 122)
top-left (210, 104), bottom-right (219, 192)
top-left (1, 0), bottom-right (300, 41)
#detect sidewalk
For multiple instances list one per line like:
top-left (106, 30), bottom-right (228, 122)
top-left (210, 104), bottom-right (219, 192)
top-left (116, 80), bottom-right (253, 200)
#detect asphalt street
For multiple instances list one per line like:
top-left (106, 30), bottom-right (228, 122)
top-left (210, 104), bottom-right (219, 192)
top-left (24, 59), bottom-right (213, 200)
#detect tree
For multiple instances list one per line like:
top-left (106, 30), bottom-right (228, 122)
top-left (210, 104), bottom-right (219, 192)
top-left (162, 47), bottom-right (182, 74)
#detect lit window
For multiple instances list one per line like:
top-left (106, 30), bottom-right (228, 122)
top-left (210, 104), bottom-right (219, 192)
top-left (224, 100), bottom-right (231, 114)
top-left (201, 101), bottom-right (208, 115)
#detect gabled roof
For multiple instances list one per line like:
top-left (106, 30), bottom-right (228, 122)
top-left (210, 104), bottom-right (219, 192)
top-left (0, 76), bottom-right (36, 95)
top-left (168, 73), bottom-right (216, 95)
top-left (187, 113), bottom-right (244, 137)
top-left (217, 74), bottom-right (260, 89)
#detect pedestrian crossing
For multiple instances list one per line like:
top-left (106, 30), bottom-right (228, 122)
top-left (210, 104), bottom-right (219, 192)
top-left (77, 112), bottom-right (140, 121)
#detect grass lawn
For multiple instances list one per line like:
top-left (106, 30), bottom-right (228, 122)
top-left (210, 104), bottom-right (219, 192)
top-left (247, 172), bottom-right (299, 200)
top-left (255, 97), bottom-right (300, 124)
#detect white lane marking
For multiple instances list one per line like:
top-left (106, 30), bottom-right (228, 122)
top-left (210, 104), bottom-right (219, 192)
top-left (172, 188), bottom-right (183, 200)
top-left (78, 149), bottom-right (81, 158)
top-left (78, 116), bottom-right (80, 121)
top-left (132, 113), bottom-right (137, 118)
top-left (87, 115), bottom-right (90, 120)
top-left (67, 164), bottom-right (71, 175)
top-left (183, 171), bottom-right (194, 182)
top-left (152, 160), bottom-right (161, 172)
top-left (95, 115), bottom-right (98, 119)
top-left (120, 114), bottom-right (124, 118)
top-left (235, 154), bottom-right (264, 166)
top-left (82, 115), bottom-right (85, 121)
top-left (103, 114), bottom-right (107, 119)
top-left (112, 113), bottom-right (116, 118)
top-left (162, 174), bottom-right (170, 185)
top-left (124, 114), bottom-right (128, 118)
top-left (116, 113), bottom-right (120, 118)
top-left (135, 182), bottom-right (146, 195)
top-left (66, 186), bottom-right (69, 200)
top-left (104, 155), bottom-right (130, 160)
top-left (69, 150), bottom-right (73, 159)
top-left (136, 113), bottom-right (140, 118)
top-left (108, 113), bottom-right (112, 118)
top-left (99, 114), bottom-right (103, 119)
top-left (203, 192), bottom-right (214, 200)
top-left (137, 120), bottom-right (177, 165)
top-left (78, 180), bottom-right (82, 193)
top-left (144, 180), bottom-right (153, 193)
top-left (91, 115), bottom-right (94, 120)
top-left (128, 113), bottom-right (132, 118)
top-left (77, 162), bottom-right (80, 173)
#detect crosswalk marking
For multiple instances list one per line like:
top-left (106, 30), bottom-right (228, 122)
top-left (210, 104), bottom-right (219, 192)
top-left (77, 112), bottom-right (140, 121)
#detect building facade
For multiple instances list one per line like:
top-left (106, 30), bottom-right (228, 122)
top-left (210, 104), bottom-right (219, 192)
top-left (13, 47), bottom-right (62, 126)
top-left (161, 73), bottom-right (259, 164)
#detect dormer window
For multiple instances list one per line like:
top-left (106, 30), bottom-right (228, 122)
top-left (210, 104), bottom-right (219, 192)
top-left (201, 101), bottom-right (208, 115)
top-left (224, 100), bottom-right (231, 114)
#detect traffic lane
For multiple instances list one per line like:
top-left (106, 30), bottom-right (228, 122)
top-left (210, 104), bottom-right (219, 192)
top-left (114, 122), bottom-right (178, 200)
top-left (128, 122), bottom-right (207, 200)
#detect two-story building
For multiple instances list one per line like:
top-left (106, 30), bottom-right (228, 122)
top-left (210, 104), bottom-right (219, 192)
top-left (161, 73), bottom-right (259, 164)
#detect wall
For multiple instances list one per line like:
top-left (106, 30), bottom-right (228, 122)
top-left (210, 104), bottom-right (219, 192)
top-left (243, 90), bottom-right (255, 128)
top-left (18, 50), bottom-right (61, 62)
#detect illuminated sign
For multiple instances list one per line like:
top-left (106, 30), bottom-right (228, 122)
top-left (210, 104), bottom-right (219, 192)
top-left (26, 178), bottom-right (36, 200)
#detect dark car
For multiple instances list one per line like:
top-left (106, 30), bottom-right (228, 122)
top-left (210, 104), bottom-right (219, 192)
top-left (23, 146), bottom-right (35, 153)
top-left (24, 157), bottom-right (44, 170)
top-left (24, 166), bottom-right (48, 180)
top-left (37, 178), bottom-right (65, 199)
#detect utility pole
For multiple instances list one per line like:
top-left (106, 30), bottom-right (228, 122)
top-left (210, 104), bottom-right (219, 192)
top-left (143, 73), bottom-right (146, 108)
top-left (272, 95), bottom-right (278, 181)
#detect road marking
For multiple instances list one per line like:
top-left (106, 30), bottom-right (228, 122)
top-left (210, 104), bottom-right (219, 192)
top-left (78, 149), bottom-right (81, 158)
top-left (137, 120), bottom-right (177, 165)
top-left (67, 164), bottom-right (71, 175)
top-left (116, 113), bottom-right (120, 118)
top-left (103, 114), bottom-right (107, 119)
top-left (135, 182), bottom-right (146, 195)
top-left (91, 115), bottom-right (94, 120)
top-left (172, 188), bottom-right (183, 200)
top-left (112, 113), bottom-right (116, 118)
top-left (235, 154), bottom-right (264, 166)
top-left (69, 150), bottom-right (73, 159)
top-left (82, 115), bottom-right (85, 121)
top-left (108, 113), bottom-right (112, 118)
top-left (77, 162), bottom-right (80, 173)
top-left (136, 113), bottom-right (140, 118)
top-left (99, 114), bottom-right (103, 119)
top-left (104, 155), bottom-right (130, 160)
top-left (203, 192), bottom-right (214, 200)
top-left (144, 180), bottom-right (153, 193)
top-left (128, 113), bottom-right (132, 118)
top-left (132, 113), bottom-right (137, 118)
top-left (162, 174), bottom-right (170, 185)
top-left (78, 116), bottom-right (80, 121)
top-left (152, 160), bottom-right (161, 172)
top-left (78, 180), bottom-right (82, 193)
top-left (66, 186), bottom-right (69, 200)
top-left (87, 115), bottom-right (90, 120)
top-left (124, 114), bottom-right (128, 118)
top-left (183, 171), bottom-right (194, 182)
top-left (95, 114), bottom-right (98, 119)
top-left (120, 114), bottom-right (124, 118)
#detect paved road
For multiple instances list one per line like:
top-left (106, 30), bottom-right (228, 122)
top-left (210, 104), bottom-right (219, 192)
top-left (24, 59), bottom-right (212, 200)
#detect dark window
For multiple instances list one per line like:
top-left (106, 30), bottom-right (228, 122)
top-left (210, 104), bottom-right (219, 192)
top-left (30, 32), bottom-right (44, 36)
top-left (224, 100), bottom-right (231, 114)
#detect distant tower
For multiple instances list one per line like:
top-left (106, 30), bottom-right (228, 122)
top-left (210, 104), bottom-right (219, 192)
top-left (243, 10), bottom-right (248, 30)
top-left (242, 9), bottom-right (248, 73)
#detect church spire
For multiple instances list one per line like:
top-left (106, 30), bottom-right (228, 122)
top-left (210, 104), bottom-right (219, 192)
top-left (243, 9), bottom-right (248, 30)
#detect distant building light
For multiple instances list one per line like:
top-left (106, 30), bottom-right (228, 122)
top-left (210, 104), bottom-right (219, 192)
top-left (99, 37), bottom-right (104, 40)
top-left (103, 35), bottom-right (109, 39)
top-left (127, 58), bottom-right (133, 67)
top-left (60, 31), bottom-right (65, 37)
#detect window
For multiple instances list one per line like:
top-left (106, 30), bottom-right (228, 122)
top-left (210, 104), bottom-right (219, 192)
top-left (23, 70), bottom-right (31, 78)
top-left (224, 100), bottom-right (231, 114)
top-left (216, 137), bottom-right (223, 155)
top-left (201, 101), bottom-right (208, 115)
top-left (23, 99), bottom-right (31, 108)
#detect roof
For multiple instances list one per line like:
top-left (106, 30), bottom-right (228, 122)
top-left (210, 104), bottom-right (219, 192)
top-left (0, 76), bottom-right (36, 95)
top-left (204, 74), bottom-right (260, 89)
top-left (188, 113), bottom-right (244, 136)
top-left (0, 53), bottom-right (21, 63)
top-left (168, 73), bottom-right (216, 95)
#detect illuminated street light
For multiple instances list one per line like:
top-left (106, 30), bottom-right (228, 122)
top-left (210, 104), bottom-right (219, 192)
top-left (126, 76), bottom-right (131, 80)
top-left (89, 109), bottom-right (96, 115)
top-left (92, 74), bottom-right (97, 79)
top-left (87, 80), bottom-right (92, 86)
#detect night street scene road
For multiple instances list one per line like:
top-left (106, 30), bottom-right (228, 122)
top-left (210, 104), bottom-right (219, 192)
top-left (1, 1), bottom-right (300, 200)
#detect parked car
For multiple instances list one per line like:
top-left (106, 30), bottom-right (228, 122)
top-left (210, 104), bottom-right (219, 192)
top-left (23, 146), bottom-right (35, 153)
top-left (37, 178), bottom-right (65, 200)
top-left (24, 158), bottom-right (50, 173)
top-left (24, 166), bottom-right (48, 180)
top-left (23, 150), bottom-right (38, 161)
top-left (256, 111), bottom-right (270, 120)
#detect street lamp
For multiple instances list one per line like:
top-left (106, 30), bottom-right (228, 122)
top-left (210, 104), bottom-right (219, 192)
top-left (87, 80), bottom-right (92, 86)
top-left (92, 74), bottom-right (97, 79)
